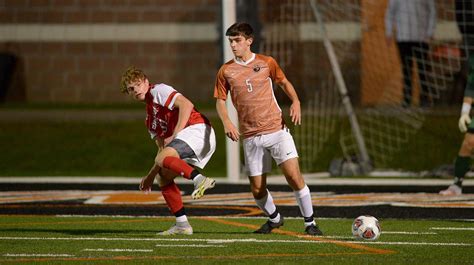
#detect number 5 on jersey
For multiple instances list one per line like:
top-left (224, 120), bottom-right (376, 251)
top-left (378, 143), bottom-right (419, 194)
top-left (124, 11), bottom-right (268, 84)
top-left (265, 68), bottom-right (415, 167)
top-left (245, 79), bottom-right (253, 92)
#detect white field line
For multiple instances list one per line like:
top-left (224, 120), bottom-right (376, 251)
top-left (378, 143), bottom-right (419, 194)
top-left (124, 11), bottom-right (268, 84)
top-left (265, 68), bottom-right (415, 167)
top-left (53, 215), bottom-right (341, 220)
top-left (82, 248), bottom-right (153, 252)
top-left (383, 231), bottom-right (437, 235)
top-left (3, 254), bottom-right (74, 257)
top-left (0, 237), bottom-right (471, 247)
top-left (319, 231), bottom-right (436, 240)
top-left (155, 244), bottom-right (225, 248)
top-left (430, 227), bottom-right (474, 231)
top-left (351, 241), bottom-right (472, 246)
top-left (53, 215), bottom-right (474, 222)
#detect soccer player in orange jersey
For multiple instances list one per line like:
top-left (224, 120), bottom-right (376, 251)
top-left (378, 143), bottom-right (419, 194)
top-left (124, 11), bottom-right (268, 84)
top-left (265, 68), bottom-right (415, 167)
top-left (214, 22), bottom-right (323, 235)
top-left (121, 66), bottom-right (216, 235)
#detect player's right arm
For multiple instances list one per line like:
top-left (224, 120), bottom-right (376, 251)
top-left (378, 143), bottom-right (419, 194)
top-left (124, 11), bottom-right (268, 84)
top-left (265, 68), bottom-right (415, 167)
top-left (214, 64), bottom-right (240, 141)
top-left (216, 98), bottom-right (240, 141)
top-left (459, 97), bottom-right (473, 133)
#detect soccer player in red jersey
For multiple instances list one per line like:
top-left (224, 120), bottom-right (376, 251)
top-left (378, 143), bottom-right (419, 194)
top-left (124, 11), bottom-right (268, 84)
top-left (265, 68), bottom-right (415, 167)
top-left (121, 66), bottom-right (216, 235)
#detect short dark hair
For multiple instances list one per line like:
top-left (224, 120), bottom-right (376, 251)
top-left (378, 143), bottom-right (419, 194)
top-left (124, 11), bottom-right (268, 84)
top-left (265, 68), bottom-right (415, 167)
top-left (225, 22), bottom-right (254, 39)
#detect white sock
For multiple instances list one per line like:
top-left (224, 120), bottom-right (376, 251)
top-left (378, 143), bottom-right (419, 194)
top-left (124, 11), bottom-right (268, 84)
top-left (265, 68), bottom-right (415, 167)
top-left (294, 185), bottom-right (314, 220)
top-left (255, 189), bottom-right (277, 217)
top-left (176, 215), bottom-right (188, 224)
top-left (193, 174), bottom-right (205, 185)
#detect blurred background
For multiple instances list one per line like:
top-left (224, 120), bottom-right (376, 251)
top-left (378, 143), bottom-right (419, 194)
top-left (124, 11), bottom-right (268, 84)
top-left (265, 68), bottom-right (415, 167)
top-left (0, 0), bottom-right (470, 179)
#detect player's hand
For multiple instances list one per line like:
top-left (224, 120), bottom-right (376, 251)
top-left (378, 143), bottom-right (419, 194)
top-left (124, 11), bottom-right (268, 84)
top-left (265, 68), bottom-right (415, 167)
top-left (458, 114), bottom-right (471, 133)
top-left (224, 122), bottom-right (240, 142)
top-left (290, 101), bottom-right (301, 125)
top-left (139, 175), bottom-right (155, 193)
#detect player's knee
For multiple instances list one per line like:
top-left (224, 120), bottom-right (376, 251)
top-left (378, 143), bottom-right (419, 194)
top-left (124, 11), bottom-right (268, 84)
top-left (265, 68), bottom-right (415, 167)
top-left (158, 168), bottom-right (177, 185)
top-left (251, 186), bottom-right (267, 199)
top-left (155, 154), bottom-right (166, 167)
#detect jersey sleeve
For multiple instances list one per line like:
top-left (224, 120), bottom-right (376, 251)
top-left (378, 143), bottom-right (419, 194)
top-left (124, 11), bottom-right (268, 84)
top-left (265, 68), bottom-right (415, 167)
top-left (150, 84), bottom-right (181, 110)
top-left (268, 56), bottom-right (286, 84)
top-left (213, 65), bottom-right (230, 100)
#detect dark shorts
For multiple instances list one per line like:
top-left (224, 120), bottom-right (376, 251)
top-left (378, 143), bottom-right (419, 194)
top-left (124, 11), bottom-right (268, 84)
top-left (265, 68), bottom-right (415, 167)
top-left (167, 138), bottom-right (197, 160)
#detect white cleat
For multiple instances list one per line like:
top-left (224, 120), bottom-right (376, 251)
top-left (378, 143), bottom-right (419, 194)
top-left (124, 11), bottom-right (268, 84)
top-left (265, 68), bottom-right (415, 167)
top-left (157, 225), bottom-right (193, 236)
top-left (191, 177), bottom-right (216, 200)
top-left (439, 184), bottom-right (462, 196)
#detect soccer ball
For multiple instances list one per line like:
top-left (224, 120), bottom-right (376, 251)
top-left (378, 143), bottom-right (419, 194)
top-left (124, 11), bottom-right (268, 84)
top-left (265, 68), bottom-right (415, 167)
top-left (352, 215), bottom-right (381, 240)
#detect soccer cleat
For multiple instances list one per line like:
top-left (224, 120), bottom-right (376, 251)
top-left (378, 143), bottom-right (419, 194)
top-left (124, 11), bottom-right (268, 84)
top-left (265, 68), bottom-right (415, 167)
top-left (305, 224), bottom-right (323, 236)
top-left (254, 216), bottom-right (284, 234)
top-left (191, 177), bottom-right (216, 200)
top-left (439, 184), bottom-right (462, 196)
top-left (157, 225), bottom-right (193, 236)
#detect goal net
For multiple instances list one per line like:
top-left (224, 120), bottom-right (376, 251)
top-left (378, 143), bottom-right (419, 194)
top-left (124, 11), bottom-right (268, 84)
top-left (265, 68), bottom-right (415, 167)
top-left (259, 0), bottom-right (469, 175)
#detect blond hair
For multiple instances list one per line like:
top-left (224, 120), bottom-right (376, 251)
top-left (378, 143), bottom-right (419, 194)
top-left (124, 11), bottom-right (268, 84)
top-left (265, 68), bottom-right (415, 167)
top-left (120, 66), bottom-right (146, 93)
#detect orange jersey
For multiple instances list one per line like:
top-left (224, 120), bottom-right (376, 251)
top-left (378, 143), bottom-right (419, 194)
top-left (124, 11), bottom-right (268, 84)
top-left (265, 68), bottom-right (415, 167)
top-left (214, 53), bottom-right (286, 138)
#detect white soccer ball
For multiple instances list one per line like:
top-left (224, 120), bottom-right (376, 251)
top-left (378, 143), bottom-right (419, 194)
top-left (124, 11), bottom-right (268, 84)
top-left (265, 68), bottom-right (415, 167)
top-left (352, 215), bottom-right (381, 240)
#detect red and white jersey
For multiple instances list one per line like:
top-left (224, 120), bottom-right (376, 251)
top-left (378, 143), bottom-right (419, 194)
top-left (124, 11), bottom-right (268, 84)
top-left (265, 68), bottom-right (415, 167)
top-left (145, 83), bottom-right (209, 139)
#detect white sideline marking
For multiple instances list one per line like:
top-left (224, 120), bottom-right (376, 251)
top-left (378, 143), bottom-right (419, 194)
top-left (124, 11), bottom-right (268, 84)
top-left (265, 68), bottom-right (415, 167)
top-left (0, 237), bottom-right (470, 247)
top-left (156, 244), bottom-right (225, 248)
top-left (383, 231), bottom-right (437, 235)
top-left (83, 248), bottom-right (153, 252)
top-left (4, 254), bottom-right (74, 257)
top-left (83, 196), bottom-right (108, 204)
top-left (353, 242), bottom-right (472, 246)
top-left (430, 227), bottom-right (474, 231)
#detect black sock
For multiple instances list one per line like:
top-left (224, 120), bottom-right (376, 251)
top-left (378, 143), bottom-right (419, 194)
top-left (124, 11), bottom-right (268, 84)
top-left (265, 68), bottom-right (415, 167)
top-left (174, 207), bottom-right (186, 217)
top-left (454, 156), bottom-right (470, 188)
top-left (269, 210), bottom-right (279, 219)
top-left (190, 170), bottom-right (200, 180)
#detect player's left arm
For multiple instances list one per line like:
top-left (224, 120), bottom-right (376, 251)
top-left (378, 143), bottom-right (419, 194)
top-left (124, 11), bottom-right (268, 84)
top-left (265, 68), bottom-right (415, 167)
top-left (278, 78), bottom-right (301, 125)
top-left (167, 94), bottom-right (194, 145)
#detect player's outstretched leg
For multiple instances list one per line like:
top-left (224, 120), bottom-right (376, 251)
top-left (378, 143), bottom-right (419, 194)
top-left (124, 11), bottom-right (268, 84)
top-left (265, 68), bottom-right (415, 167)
top-left (162, 156), bottom-right (216, 199)
top-left (191, 175), bottom-right (216, 200)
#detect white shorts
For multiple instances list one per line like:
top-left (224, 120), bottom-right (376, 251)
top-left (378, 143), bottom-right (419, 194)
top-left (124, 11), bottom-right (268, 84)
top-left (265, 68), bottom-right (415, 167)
top-left (175, 123), bottom-right (216, 169)
top-left (243, 129), bottom-right (299, 176)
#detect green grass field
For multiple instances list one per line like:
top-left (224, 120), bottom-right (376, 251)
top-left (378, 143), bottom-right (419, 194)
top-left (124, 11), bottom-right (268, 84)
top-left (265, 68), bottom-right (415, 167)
top-left (0, 215), bottom-right (472, 264)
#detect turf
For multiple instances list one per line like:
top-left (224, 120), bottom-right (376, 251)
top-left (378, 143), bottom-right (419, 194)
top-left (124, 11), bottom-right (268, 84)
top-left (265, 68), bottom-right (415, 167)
top-left (0, 215), bottom-right (472, 264)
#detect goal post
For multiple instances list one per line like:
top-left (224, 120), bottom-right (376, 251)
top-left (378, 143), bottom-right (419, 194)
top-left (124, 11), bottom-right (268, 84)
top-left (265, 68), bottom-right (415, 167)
top-left (222, 0), bottom-right (240, 182)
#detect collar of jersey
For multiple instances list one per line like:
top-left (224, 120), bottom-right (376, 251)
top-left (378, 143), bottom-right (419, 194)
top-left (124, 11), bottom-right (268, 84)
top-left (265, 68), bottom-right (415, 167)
top-left (234, 53), bottom-right (255, 66)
